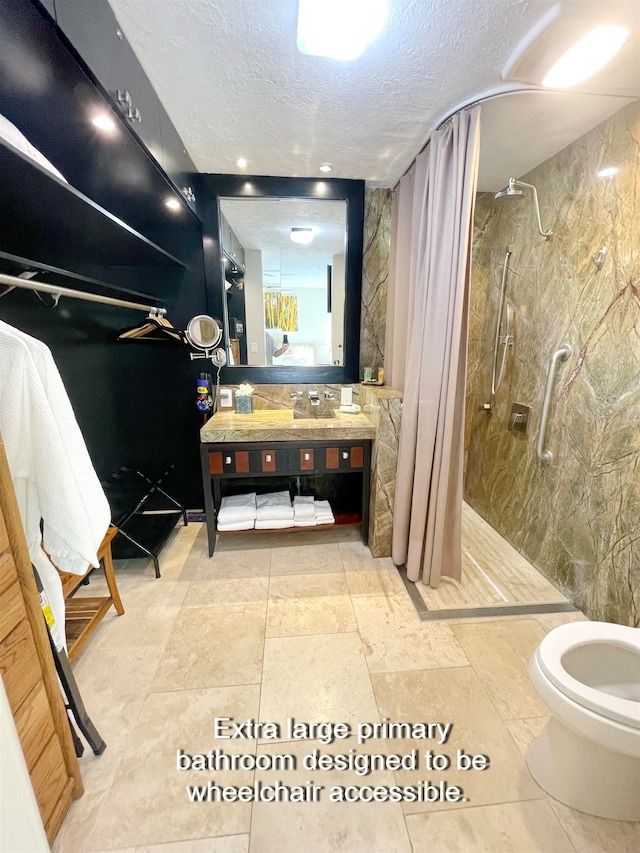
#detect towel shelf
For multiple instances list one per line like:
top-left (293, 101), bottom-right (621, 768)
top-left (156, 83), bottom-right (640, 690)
top-left (200, 440), bottom-right (372, 556)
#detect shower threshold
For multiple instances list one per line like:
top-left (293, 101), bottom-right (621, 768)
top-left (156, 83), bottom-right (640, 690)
top-left (401, 502), bottom-right (578, 622)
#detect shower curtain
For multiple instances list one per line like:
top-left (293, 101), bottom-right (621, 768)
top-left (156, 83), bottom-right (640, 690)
top-left (389, 107), bottom-right (481, 586)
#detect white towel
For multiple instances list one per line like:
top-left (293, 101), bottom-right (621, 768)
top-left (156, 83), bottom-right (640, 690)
top-left (256, 491), bottom-right (293, 520)
top-left (218, 492), bottom-right (256, 524)
top-left (293, 495), bottom-right (315, 519)
top-left (294, 518), bottom-right (317, 527)
top-left (315, 500), bottom-right (335, 524)
top-left (217, 519), bottom-right (255, 531)
top-left (255, 518), bottom-right (294, 529)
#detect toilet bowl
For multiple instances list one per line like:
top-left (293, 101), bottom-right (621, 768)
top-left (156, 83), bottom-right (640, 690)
top-left (527, 621), bottom-right (640, 821)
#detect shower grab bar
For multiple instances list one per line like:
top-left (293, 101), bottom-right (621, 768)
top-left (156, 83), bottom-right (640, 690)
top-left (537, 342), bottom-right (571, 463)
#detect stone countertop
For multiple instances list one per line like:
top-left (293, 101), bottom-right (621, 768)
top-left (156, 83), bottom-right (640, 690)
top-left (200, 409), bottom-right (376, 443)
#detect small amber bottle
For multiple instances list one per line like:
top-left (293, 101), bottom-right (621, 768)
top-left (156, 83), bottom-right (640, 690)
top-left (377, 367), bottom-right (385, 383)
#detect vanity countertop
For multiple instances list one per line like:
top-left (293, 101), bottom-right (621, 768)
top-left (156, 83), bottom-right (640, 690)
top-left (200, 409), bottom-right (376, 442)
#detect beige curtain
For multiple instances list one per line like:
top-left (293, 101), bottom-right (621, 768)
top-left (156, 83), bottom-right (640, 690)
top-left (390, 107), bottom-right (481, 586)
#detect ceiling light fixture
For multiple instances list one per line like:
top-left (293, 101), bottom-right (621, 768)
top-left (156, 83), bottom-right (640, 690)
top-left (92, 114), bottom-right (116, 132)
top-left (165, 197), bottom-right (181, 211)
top-left (597, 166), bottom-right (618, 178)
top-left (297, 0), bottom-right (388, 60)
top-left (318, 163), bottom-right (333, 172)
top-left (542, 25), bottom-right (629, 88)
top-left (235, 158), bottom-right (248, 169)
top-left (290, 227), bottom-right (314, 244)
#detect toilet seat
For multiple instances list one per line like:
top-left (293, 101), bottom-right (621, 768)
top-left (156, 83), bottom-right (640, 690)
top-left (536, 622), bottom-right (640, 729)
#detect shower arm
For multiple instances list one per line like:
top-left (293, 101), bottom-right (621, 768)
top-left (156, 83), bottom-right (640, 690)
top-left (512, 180), bottom-right (553, 238)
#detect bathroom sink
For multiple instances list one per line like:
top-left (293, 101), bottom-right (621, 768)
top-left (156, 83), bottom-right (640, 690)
top-left (293, 406), bottom-right (335, 419)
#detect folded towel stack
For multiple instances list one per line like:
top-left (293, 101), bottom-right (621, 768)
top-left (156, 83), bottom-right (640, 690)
top-left (315, 499), bottom-right (335, 525)
top-left (217, 492), bottom-right (256, 531)
top-left (255, 490), bottom-right (294, 529)
top-left (293, 495), bottom-right (316, 527)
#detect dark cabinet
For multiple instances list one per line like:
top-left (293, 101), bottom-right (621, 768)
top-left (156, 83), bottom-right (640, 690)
top-left (200, 440), bottom-right (372, 556)
top-left (159, 106), bottom-right (197, 211)
top-left (55, 0), bottom-right (163, 164)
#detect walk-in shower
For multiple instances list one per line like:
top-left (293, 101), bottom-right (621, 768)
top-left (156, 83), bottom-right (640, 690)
top-left (495, 177), bottom-right (553, 237)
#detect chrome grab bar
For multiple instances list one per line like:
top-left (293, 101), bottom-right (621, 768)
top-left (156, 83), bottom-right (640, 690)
top-left (537, 342), bottom-right (571, 463)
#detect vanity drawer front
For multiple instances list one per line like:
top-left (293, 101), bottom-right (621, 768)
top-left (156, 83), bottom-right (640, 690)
top-left (325, 445), bottom-right (365, 470)
top-left (259, 448), bottom-right (288, 472)
top-left (209, 449), bottom-right (250, 474)
top-left (289, 448), bottom-right (316, 471)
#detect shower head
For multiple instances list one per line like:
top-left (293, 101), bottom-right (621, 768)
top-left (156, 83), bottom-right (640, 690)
top-left (495, 178), bottom-right (525, 200)
top-left (494, 178), bottom-right (553, 238)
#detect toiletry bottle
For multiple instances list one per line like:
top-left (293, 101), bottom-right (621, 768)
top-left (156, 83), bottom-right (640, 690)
top-left (377, 367), bottom-right (385, 383)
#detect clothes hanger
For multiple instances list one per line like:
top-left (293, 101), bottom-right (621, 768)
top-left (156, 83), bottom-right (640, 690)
top-left (118, 309), bottom-right (186, 343)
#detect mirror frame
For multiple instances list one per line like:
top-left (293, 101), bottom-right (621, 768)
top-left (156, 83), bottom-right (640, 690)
top-left (198, 174), bottom-right (364, 383)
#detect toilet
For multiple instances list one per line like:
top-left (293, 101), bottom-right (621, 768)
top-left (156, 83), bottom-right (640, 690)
top-left (527, 621), bottom-right (640, 821)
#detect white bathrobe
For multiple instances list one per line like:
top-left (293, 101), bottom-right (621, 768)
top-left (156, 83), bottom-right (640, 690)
top-left (0, 321), bottom-right (110, 648)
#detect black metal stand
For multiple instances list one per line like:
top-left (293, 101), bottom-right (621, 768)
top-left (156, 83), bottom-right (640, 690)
top-left (33, 568), bottom-right (106, 757)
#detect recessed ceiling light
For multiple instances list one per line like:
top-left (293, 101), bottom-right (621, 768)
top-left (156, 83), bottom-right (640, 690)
top-left (597, 166), bottom-right (618, 178)
top-left (235, 158), bottom-right (248, 169)
top-left (165, 197), bottom-right (181, 211)
top-left (92, 114), bottom-right (116, 132)
top-left (542, 25), bottom-right (629, 88)
top-left (318, 163), bottom-right (333, 172)
top-left (290, 227), bottom-right (314, 244)
top-left (297, 0), bottom-right (388, 60)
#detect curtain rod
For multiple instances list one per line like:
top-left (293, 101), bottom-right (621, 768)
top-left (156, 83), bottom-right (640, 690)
top-left (0, 271), bottom-right (166, 315)
top-left (395, 84), bottom-right (633, 187)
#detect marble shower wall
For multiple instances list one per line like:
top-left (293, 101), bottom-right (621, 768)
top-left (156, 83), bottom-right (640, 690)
top-left (360, 187), bottom-right (393, 376)
top-left (465, 100), bottom-right (640, 626)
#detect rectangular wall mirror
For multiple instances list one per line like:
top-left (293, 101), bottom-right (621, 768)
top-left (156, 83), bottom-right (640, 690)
top-left (220, 198), bottom-right (347, 368)
top-left (198, 175), bottom-right (364, 384)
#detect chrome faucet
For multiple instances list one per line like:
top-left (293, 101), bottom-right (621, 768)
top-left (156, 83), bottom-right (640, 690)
top-left (308, 390), bottom-right (320, 405)
top-left (324, 391), bottom-right (336, 399)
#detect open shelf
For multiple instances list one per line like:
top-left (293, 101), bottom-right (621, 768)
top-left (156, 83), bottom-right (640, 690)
top-left (216, 511), bottom-right (362, 535)
top-left (0, 139), bottom-right (187, 271)
top-left (0, 251), bottom-right (163, 305)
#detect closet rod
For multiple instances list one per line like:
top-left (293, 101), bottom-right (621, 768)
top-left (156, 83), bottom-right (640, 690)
top-left (0, 271), bottom-right (165, 315)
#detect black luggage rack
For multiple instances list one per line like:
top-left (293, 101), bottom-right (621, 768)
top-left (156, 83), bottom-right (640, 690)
top-left (102, 466), bottom-right (187, 578)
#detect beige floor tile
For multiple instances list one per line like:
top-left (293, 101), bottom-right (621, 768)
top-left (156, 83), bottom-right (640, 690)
top-left (259, 633), bottom-right (379, 741)
top-left (352, 595), bottom-right (469, 673)
top-left (184, 548), bottom-right (272, 581)
top-left (450, 619), bottom-right (548, 719)
top-left (266, 594), bottom-right (356, 637)
top-left (340, 541), bottom-right (407, 598)
top-left (534, 610), bottom-right (589, 631)
top-left (87, 686), bottom-right (260, 849)
top-left (548, 800), bottom-right (640, 853)
top-left (73, 647), bottom-right (164, 792)
top-left (183, 577), bottom-right (269, 607)
top-left (249, 740), bottom-right (412, 852)
top-left (505, 716), bottom-right (549, 757)
top-left (269, 572), bottom-right (349, 599)
top-left (405, 800), bottom-right (575, 852)
top-left (53, 789), bottom-right (109, 853)
top-left (270, 542), bottom-right (344, 575)
top-left (76, 573), bottom-right (189, 611)
top-left (103, 836), bottom-right (250, 853)
top-left (151, 603), bottom-right (266, 690)
top-left (88, 605), bottom-right (180, 651)
top-left (370, 667), bottom-right (542, 815)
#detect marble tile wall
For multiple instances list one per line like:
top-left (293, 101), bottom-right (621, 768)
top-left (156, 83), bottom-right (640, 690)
top-left (360, 385), bottom-right (403, 557)
top-left (465, 100), bottom-right (640, 626)
top-left (360, 187), bottom-right (393, 377)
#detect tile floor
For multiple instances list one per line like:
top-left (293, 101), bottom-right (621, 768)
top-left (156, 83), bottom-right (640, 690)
top-left (54, 523), bottom-right (638, 852)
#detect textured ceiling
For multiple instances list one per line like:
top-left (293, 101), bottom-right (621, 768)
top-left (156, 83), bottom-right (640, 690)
top-left (108, 0), bottom-right (640, 187)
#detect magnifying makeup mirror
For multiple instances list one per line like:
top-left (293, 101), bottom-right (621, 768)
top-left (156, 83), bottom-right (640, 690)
top-left (185, 314), bottom-right (222, 350)
top-left (185, 314), bottom-right (227, 368)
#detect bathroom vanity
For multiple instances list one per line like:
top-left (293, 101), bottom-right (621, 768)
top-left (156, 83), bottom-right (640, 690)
top-left (200, 409), bottom-right (375, 556)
